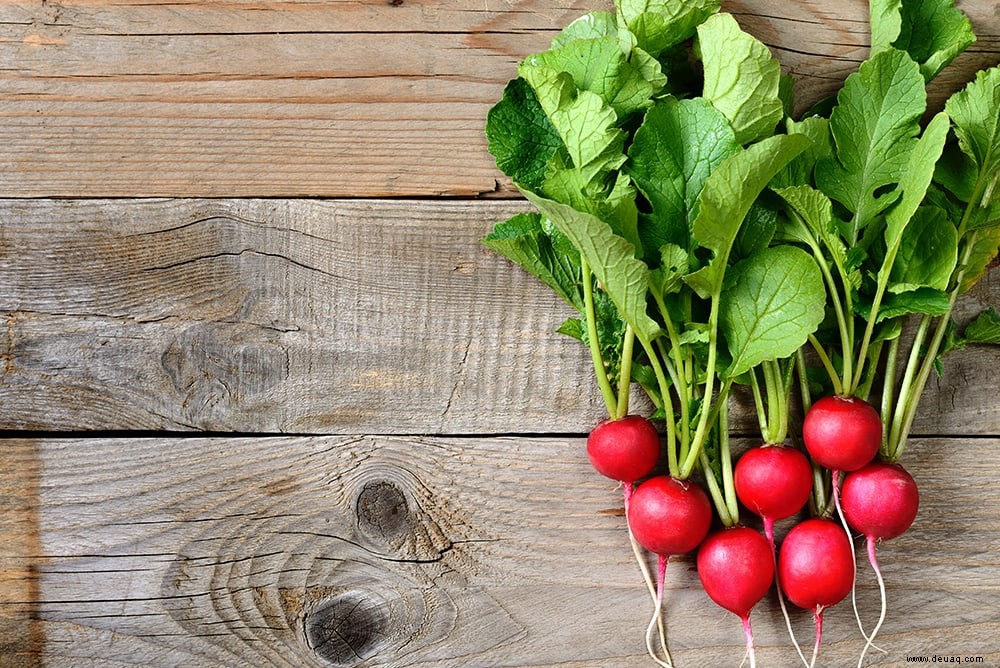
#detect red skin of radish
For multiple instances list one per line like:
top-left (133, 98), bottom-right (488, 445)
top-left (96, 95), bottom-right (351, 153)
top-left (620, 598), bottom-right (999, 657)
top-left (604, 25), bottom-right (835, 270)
top-left (802, 395), bottom-right (882, 472)
top-left (734, 445), bottom-right (813, 523)
top-left (842, 461), bottom-right (919, 540)
top-left (628, 476), bottom-right (712, 556)
top-left (697, 526), bottom-right (774, 618)
top-left (777, 518), bottom-right (854, 612)
top-left (586, 415), bottom-right (661, 483)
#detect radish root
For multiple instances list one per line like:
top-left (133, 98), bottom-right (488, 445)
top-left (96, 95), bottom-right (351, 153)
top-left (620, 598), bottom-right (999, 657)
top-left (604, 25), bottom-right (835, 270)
top-left (809, 607), bottom-right (824, 668)
top-left (625, 483), bottom-right (672, 667)
top-left (833, 471), bottom-right (887, 657)
top-left (741, 615), bottom-right (757, 668)
top-left (856, 536), bottom-right (887, 668)
top-left (644, 555), bottom-right (673, 668)
top-left (765, 517), bottom-right (809, 668)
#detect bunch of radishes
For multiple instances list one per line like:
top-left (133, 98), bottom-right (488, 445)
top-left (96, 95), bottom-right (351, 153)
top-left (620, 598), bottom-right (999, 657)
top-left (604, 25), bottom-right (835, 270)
top-left (587, 393), bottom-right (918, 667)
top-left (481, 0), bottom-right (999, 664)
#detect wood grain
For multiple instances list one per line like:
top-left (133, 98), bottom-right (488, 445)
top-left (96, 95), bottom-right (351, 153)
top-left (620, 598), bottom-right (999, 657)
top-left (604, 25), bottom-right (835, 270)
top-left (1, 0), bottom-right (997, 197)
top-left (1, 197), bottom-right (997, 434)
top-left (0, 435), bottom-right (996, 667)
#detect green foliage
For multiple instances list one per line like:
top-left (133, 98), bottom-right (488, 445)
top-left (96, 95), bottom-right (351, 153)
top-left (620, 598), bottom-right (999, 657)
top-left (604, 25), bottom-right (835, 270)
top-left (482, 0), bottom-right (999, 482)
top-left (721, 246), bottom-right (825, 377)
top-left (815, 49), bottom-right (926, 238)
top-left (697, 12), bottom-right (784, 145)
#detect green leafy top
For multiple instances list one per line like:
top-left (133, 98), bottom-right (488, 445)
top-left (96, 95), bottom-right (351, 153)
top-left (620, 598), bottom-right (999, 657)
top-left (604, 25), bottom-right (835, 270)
top-left (482, 0), bottom-right (999, 512)
top-left (482, 1), bottom-right (832, 488)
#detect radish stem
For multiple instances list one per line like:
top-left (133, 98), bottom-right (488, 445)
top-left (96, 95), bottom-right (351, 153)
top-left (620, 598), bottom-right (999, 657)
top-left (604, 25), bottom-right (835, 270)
top-left (616, 325), bottom-right (636, 419)
top-left (581, 257), bottom-right (618, 418)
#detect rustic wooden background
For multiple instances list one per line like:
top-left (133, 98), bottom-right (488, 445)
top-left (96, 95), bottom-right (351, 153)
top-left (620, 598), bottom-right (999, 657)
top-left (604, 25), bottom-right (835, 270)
top-left (1, 1), bottom-right (999, 666)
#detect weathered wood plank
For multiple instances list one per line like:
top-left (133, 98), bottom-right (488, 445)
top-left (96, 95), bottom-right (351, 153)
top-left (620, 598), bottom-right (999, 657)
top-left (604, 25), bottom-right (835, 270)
top-left (1, 0), bottom-right (997, 197)
top-left (0, 435), bottom-right (997, 666)
top-left (1, 198), bottom-right (997, 435)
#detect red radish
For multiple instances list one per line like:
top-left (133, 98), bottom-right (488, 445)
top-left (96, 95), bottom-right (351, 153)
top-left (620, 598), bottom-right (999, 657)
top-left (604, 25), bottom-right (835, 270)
top-left (778, 518), bottom-right (855, 668)
top-left (628, 476), bottom-right (713, 556)
top-left (802, 395), bottom-right (881, 472)
top-left (587, 415), bottom-right (661, 484)
top-left (801, 393), bottom-right (882, 653)
top-left (841, 461), bottom-right (920, 667)
top-left (842, 461), bottom-right (919, 541)
top-left (587, 415), bottom-right (668, 663)
top-left (734, 444), bottom-right (814, 541)
top-left (697, 527), bottom-right (774, 668)
top-left (734, 444), bottom-right (815, 664)
top-left (628, 476), bottom-right (712, 667)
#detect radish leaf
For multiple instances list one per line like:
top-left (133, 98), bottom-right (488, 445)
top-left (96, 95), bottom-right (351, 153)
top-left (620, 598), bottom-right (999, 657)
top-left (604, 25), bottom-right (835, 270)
top-left (815, 48), bottom-right (926, 239)
top-left (721, 245), bottom-right (825, 377)
top-left (894, 0), bottom-right (975, 82)
top-left (485, 78), bottom-right (562, 192)
top-left (523, 190), bottom-right (660, 343)
top-left (521, 37), bottom-right (657, 119)
top-left (963, 309), bottom-right (1000, 345)
top-left (627, 97), bottom-right (740, 255)
top-left (482, 212), bottom-right (583, 312)
top-left (889, 206), bottom-right (957, 293)
top-left (698, 12), bottom-right (784, 146)
top-left (685, 133), bottom-right (810, 299)
top-left (869, 0), bottom-right (902, 54)
top-left (617, 0), bottom-right (721, 58)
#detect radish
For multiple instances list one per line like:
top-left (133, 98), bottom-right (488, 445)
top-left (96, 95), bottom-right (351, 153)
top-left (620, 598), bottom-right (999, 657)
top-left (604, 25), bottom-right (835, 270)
top-left (587, 415), bottom-right (661, 485)
top-left (734, 443), bottom-right (815, 663)
top-left (800, 394), bottom-right (881, 523)
top-left (587, 415), bottom-right (670, 663)
top-left (778, 518), bottom-right (855, 668)
top-left (628, 476), bottom-right (712, 667)
top-left (841, 461), bottom-right (919, 667)
top-left (801, 393), bottom-right (883, 653)
top-left (801, 395), bottom-right (881, 473)
top-left (697, 527), bottom-right (774, 668)
top-left (734, 444), bottom-right (813, 542)
top-left (629, 476), bottom-right (713, 556)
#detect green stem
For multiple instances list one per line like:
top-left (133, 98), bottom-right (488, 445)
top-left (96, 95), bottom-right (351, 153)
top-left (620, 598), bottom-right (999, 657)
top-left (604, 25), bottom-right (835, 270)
top-left (639, 337), bottom-right (680, 479)
top-left (891, 302), bottom-right (957, 462)
top-left (581, 257), bottom-right (618, 418)
top-left (748, 367), bottom-right (769, 442)
top-left (887, 315), bottom-right (930, 459)
top-left (813, 462), bottom-right (831, 518)
top-left (879, 336), bottom-right (901, 460)
top-left (718, 400), bottom-right (739, 524)
top-left (778, 358), bottom-right (795, 444)
top-left (808, 334), bottom-right (843, 396)
top-left (616, 325), bottom-right (636, 420)
top-left (699, 450), bottom-right (735, 528)
top-left (680, 377), bottom-right (734, 479)
top-left (796, 214), bottom-right (852, 392)
top-left (655, 294), bottom-right (691, 461)
top-left (889, 209), bottom-right (983, 462)
top-left (856, 339), bottom-right (884, 404)
top-left (851, 275), bottom-right (893, 397)
top-left (796, 347), bottom-right (814, 415)
top-left (762, 360), bottom-right (781, 444)
top-left (679, 295), bottom-right (724, 479)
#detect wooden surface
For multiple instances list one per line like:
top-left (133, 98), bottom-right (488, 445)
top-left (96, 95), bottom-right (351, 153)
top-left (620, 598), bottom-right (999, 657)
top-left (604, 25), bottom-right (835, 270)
top-left (1, 0), bottom-right (999, 667)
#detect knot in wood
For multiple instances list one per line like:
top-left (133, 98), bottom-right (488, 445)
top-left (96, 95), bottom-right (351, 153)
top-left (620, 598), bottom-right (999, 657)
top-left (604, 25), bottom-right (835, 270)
top-left (356, 480), bottom-right (411, 544)
top-left (305, 591), bottom-right (389, 666)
